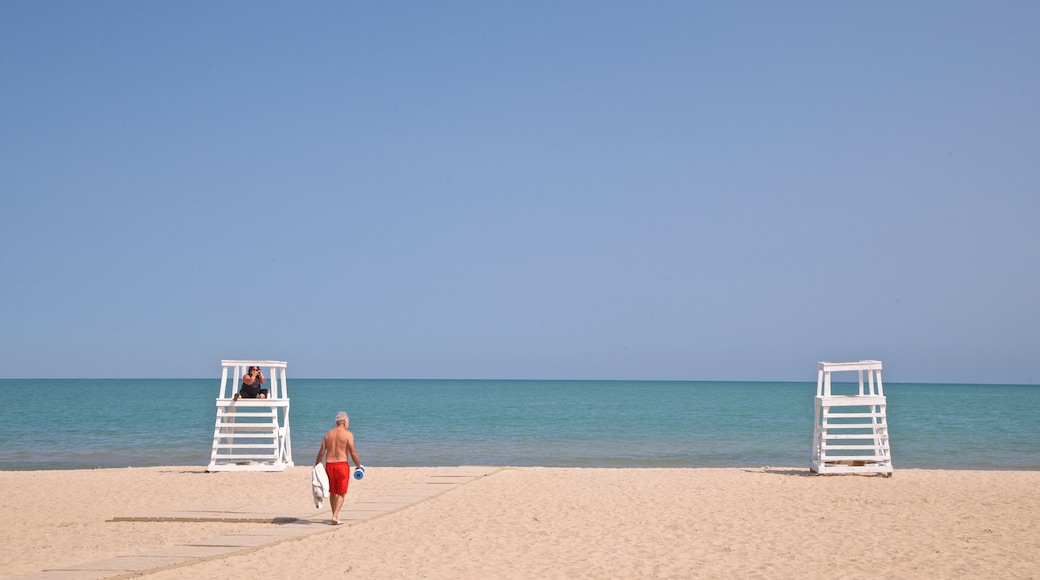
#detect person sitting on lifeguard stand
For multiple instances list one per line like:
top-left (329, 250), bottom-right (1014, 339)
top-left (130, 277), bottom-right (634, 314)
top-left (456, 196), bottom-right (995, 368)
top-left (233, 365), bottom-right (269, 400)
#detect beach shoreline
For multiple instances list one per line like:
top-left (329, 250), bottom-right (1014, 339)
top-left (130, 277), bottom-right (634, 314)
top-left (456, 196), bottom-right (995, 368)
top-left (3, 466), bottom-right (1038, 578)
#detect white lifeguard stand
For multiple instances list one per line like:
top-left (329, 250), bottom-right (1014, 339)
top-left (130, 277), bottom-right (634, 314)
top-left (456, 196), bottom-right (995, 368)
top-left (207, 360), bottom-right (293, 472)
top-left (810, 360), bottom-right (893, 476)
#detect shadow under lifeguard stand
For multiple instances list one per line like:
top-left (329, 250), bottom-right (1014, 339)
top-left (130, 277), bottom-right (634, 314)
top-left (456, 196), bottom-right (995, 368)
top-left (810, 360), bottom-right (893, 476)
top-left (207, 360), bottom-right (294, 472)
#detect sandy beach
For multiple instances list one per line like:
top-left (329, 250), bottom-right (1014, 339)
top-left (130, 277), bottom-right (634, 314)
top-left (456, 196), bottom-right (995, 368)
top-left (2, 466), bottom-right (1038, 579)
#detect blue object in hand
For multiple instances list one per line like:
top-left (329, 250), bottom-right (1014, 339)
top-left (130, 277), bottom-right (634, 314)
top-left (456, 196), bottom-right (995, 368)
top-left (353, 465), bottom-right (366, 480)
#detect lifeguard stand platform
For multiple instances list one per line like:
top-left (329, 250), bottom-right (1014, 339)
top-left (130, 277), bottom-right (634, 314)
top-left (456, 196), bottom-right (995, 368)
top-left (810, 360), bottom-right (893, 476)
top-left (207, 360), bottom-right (293, 472)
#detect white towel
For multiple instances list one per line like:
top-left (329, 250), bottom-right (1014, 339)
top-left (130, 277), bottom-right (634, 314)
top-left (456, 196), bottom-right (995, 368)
top-left (311, 463), bottom-right (330, 509)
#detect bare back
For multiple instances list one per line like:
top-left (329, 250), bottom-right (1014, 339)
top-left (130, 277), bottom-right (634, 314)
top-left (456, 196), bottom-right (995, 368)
top-left (317, 424), bottom-right (359, 466)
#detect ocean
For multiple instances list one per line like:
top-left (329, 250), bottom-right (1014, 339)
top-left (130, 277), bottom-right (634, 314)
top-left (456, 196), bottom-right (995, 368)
top-left (0, 379), bottom-right (1037, 471)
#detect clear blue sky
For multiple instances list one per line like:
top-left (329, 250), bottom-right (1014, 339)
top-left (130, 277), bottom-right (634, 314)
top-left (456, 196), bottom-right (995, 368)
top-left (2, 2), bottom-right (1038, 383)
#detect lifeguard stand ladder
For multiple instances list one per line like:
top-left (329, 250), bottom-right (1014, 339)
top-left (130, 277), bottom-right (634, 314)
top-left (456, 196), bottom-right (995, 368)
top-left (810, 360), bottom-right (893, 476)
top-left (207, 360), bottom-right (293, 472)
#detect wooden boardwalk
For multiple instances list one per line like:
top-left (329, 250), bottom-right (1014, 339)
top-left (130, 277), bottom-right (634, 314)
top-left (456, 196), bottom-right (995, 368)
top-left (10, 466), bottom-right (503, 580)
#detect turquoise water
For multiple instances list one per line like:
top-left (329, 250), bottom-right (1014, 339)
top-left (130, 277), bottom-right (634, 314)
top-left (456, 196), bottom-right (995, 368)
top-left (0, 379), bottom-right (1037, 470)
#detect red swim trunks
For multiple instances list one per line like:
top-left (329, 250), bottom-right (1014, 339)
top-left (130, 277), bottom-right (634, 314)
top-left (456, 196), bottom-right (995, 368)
top-left (326, 462), bottom-right (351, 495)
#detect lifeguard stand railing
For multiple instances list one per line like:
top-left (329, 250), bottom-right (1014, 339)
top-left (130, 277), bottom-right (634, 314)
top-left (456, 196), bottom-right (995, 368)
top-left (207, 360), bottom-right (293, 472)
top-left (810, 360), bottom-right (893, 476)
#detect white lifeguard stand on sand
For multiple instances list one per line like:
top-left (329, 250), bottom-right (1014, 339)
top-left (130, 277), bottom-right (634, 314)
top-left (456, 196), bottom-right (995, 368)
top-left (810, 360), bottom-right (893, 476)
top-left (207, 360), bottom-right (293, 472)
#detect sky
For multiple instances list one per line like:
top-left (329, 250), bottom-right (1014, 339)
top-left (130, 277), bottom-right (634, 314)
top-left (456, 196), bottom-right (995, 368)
top-left (2, 2), bottom-right (1038, 383)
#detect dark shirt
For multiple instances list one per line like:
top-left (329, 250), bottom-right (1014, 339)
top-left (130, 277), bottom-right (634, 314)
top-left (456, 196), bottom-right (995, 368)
top-left (239, 381), bottom-right (261, 398)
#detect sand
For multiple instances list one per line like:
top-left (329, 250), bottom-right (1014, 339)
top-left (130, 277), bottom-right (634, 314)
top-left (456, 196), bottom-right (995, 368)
top-left (2, 466), bottom-right (1038, 579)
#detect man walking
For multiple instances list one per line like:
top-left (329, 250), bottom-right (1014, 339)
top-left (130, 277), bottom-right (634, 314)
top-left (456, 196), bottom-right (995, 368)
top-left (315, 411), bottom-right (362, 525)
